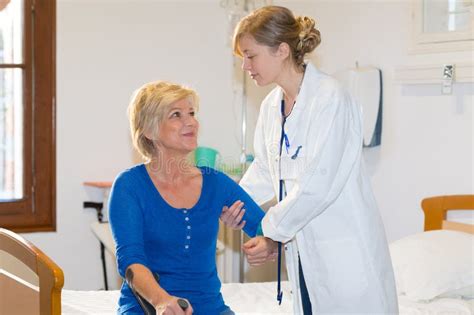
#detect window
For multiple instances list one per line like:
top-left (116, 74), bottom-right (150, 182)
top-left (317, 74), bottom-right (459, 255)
top-left (411, 0), bottom-right (474, 53)
top-left (0, 0), bottom-right (56, 232)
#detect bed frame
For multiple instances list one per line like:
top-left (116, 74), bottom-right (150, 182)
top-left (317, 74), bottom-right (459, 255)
top-left (0, 195), bottom-right (472, 314)
top-left (0, 228), bottom-right (64, 315)
top-left (421, 194), bottom-right (474, 234)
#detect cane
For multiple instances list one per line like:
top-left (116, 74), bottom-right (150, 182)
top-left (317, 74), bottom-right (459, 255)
top-left (125, 268), bottom-right (189, 314)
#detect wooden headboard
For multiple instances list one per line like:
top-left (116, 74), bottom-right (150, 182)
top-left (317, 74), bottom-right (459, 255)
top-left (421, 195), bottom-right (474, 234)
top-left (0, 228), bottom-right (64, 315)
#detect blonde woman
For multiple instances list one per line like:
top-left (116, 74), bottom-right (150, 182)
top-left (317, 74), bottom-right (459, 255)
top-left (221, 6), bottom-right (398, 314)
top-left (109, 81), bottom-right (265, 314)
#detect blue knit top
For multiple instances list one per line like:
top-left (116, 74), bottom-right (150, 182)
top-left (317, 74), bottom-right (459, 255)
top-left (109, 165), bottom-right (265, 314)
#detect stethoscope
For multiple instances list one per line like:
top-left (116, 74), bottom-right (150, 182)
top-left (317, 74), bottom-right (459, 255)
top-left (276, 99), bottom-right (287, 305)
top-left (275, 68), bottom-right (306, 304)
top-left (276, 98), bottom-right (303, 304)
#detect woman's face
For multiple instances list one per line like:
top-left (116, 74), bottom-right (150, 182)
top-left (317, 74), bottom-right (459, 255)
top-left (153, 98), bottom-right (199, 155)
top-left (239, 34), bottom-right (285, 86)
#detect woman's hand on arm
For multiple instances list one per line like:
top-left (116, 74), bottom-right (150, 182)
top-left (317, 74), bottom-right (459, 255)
top-left (220, 200), bottom-right (246, 230)
top-left (242, 236), bottom-right (278, 266)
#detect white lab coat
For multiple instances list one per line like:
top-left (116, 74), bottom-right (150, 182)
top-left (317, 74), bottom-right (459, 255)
top-left (240, 63), bottom-right (398, 314)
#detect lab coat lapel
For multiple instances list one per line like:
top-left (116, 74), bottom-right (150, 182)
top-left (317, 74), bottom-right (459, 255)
top-left (266, 64), bottom-right (318, 186)
top-left (265, 89), bottom-right (283, 193)
top-left (281, 64), bottom-right (316, 162)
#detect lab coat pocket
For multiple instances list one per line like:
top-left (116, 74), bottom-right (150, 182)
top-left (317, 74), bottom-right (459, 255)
top-left (313, 238), bottom-right (369, 300)
top-left (280, 154), bottom-right (306, 180)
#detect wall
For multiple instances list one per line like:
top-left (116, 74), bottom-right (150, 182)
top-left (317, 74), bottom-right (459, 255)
top-left (23, 0), bottom-right (243, 290)
top-left (19, 0), bottom-right (472, 289)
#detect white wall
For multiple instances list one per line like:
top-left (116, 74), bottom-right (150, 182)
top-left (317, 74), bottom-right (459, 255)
top-left (23, 0), bottom-right (244, 290)
top-left (19, 0), bottom-right (473, 289)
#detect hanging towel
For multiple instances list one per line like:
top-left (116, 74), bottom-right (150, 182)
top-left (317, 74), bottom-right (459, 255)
top-left (334, 66), bottom-right (383, 147)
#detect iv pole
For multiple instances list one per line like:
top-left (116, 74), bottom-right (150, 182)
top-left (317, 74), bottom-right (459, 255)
top-left (221, 0), bottom-right (271, 284)
top-left (238, 55), bottom-right (247, 283)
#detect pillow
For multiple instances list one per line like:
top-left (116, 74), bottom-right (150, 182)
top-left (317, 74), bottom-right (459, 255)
top-left (389, 230), bottom-right (474, 301)
top-left (437, 285), bottom-right (474, 299)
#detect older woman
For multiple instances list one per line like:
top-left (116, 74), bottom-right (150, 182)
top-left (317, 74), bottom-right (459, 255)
top-left (109, 81), bottom-right (266, 315)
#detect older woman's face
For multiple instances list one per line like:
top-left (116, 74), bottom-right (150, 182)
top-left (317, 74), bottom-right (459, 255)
top-left (154, 98), bottom-right (199, 155)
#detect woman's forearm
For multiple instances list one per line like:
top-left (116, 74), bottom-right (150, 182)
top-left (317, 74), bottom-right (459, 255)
top-left (126, 263), bottom-right (170, 307)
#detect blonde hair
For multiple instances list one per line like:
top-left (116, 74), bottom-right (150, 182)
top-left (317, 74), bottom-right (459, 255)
top-left (233, 6), bottom-right (321, 71)
top-left (127, 81), bottom-right (199, 161)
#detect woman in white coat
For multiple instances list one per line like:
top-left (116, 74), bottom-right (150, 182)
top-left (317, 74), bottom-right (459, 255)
top-left (222, 6), bottom-right (398, 314)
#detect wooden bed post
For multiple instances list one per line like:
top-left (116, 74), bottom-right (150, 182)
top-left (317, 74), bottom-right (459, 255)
top-left (421, 195), bottom-right (474, 231)
top-left (0, 228), bottom-right (64, 315)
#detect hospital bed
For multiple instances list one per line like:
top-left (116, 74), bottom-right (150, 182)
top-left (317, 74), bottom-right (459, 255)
top-left (0, 195), bottom-right (473, 314)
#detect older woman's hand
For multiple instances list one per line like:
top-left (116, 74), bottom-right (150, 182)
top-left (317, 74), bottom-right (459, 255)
top-left (155, 296), bottom-right (193, 315)
top-left (242, 236), bottom-right (278, 266)
top-left (220, 200), bottom-right (246, 230)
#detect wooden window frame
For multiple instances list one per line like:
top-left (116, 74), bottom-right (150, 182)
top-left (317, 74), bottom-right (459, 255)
top-left (0, 0), bottom-right (56, 232)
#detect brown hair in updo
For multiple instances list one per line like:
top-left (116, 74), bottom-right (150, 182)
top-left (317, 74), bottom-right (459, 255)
top-left (233, 5), bottom-right (321, 71)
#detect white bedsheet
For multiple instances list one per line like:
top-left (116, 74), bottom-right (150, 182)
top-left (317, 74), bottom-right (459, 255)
top-left (398, 295), bottom-right (473, 315)
top-left (62, 281), bottom-right (473, 315)
top-left (62, 282), bottom-right (293, 315)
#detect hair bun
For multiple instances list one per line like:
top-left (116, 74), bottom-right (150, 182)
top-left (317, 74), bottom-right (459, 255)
top-left (295, 15), bottom-right (321, 54)
top-left (297, 16), bottom-right (316, 36)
